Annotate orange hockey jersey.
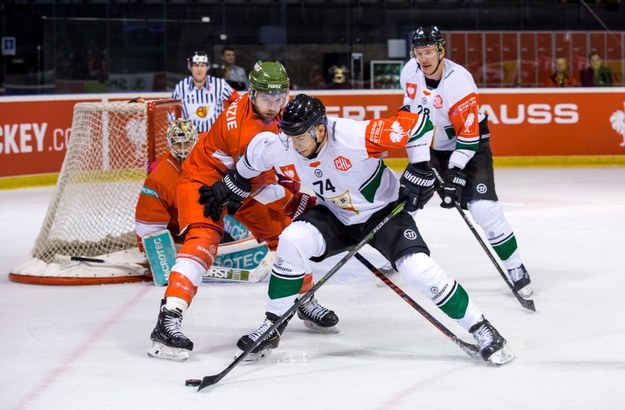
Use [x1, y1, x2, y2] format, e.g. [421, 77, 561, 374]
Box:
[181, 92, 280, 189]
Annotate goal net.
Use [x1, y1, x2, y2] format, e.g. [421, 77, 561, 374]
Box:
[10, 99, 182, 285]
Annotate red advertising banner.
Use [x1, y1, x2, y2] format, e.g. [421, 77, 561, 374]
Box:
[1, 89, 625, 179]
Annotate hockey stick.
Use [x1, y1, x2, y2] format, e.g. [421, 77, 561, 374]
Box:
[354, 252, 480, 358]
[194, 201, 406, 391]
[54, 254, 148, 276]
[431, 168, 536, 312]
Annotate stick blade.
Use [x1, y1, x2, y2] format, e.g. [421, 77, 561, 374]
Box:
[458, 341, 481, 359]
[197, 374, 222, 391]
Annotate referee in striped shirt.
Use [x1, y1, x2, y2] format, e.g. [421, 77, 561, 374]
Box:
[172, 51, 240, 133]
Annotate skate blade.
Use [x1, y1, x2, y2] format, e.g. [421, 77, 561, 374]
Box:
[518, 285, 534, 299]
[487, 345, 515, 366]
[235, 348, 273, 362]
[147, 342, 190, 362]
[301, 320, 341, 334]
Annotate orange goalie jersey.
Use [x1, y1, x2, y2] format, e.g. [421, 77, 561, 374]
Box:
[135, 151, 182, 247]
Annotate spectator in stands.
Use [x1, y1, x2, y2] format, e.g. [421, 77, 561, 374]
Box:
[172, 51, 239, 133]
[580, 51, 613, 87]
[220, 46, 249, 91]
[545, 57, 578, 87]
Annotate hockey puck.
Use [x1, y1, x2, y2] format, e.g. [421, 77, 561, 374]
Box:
[185, 379, 201, 387]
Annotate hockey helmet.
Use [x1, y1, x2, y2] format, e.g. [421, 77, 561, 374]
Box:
[281, 94, 327, 136]
[187, 51, 209, 70]
[248, 61, 290, 94]
[411, 26, 445, 51]
[167, 119, 199, 162]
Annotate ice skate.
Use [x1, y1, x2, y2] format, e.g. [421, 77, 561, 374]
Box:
[297, 295, 340, 334]
[147, 299, 193, 362]
[470, 316, 514, 365]
[507, 264, 533, 298]
[236, 312, 288, 362]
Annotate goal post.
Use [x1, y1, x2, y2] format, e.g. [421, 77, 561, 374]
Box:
[9, 99, 182, 285]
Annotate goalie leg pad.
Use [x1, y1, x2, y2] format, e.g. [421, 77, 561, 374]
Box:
[142, 229, 177, 286]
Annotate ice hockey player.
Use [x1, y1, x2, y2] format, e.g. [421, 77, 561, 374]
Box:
[203, 94, 515, 365]
[147, 62, 339, 362]
[135, 119, 198, 249]
[399, 25, 532, 298]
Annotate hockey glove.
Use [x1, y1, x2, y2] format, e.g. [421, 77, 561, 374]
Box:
[285, 192, 316, 220]
[198, 170, 251, 222]
[399, 162, 436, 212]
[277, 174, 301, 194]
[439, 168, 467, 209]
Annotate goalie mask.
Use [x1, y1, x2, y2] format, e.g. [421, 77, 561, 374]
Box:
[411, 26, 445, 51]
[187, 51, 209, 70]
[167, 119, 198, 162]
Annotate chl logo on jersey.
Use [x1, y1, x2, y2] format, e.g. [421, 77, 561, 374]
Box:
[334, 156, 352, 171]
[403, 229, 418, 240]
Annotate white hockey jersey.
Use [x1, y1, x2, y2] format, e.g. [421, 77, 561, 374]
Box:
[237, 113, 433, 225]
[400, 58, 486, 168]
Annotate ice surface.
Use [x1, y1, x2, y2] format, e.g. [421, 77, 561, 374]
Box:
[2, 168, 624, 410]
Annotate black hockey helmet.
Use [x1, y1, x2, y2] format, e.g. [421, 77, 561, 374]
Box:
[411, 26, 445, 51]
[281, 94, 327, 136]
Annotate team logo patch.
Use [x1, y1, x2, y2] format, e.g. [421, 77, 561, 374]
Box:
[403, 229, 418, 240]
[279, 164, 299, 181]
[476, 183, 487, 194]
[314, 169, 323, 178]
[463, 113, 476, 134]
[334, 156, 352, 171]
[405, 83, 417, 99]
[433, 95, 443, 109]
[196, 106, 208, 118]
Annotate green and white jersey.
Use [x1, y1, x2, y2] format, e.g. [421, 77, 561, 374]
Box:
[237, 113, 433, 225]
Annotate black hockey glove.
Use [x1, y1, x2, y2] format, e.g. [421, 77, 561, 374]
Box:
[399, 162, 436, 212]
[198, 170, 251, 222]
[439, 168, 467, 209]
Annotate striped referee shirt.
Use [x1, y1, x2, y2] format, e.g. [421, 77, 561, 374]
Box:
[172, 75, 238, 133]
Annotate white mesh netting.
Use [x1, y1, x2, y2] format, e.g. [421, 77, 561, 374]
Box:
[10, 99, 181, 285]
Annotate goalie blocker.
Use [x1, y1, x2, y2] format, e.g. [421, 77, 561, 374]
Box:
[142, 229, 273, 286]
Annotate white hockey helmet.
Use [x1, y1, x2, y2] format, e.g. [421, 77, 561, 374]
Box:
[187, 51, 209, 70]
[167, 119, 198, 162]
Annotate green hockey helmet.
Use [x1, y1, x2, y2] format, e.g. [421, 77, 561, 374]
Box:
[248, 61, 290, 94]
